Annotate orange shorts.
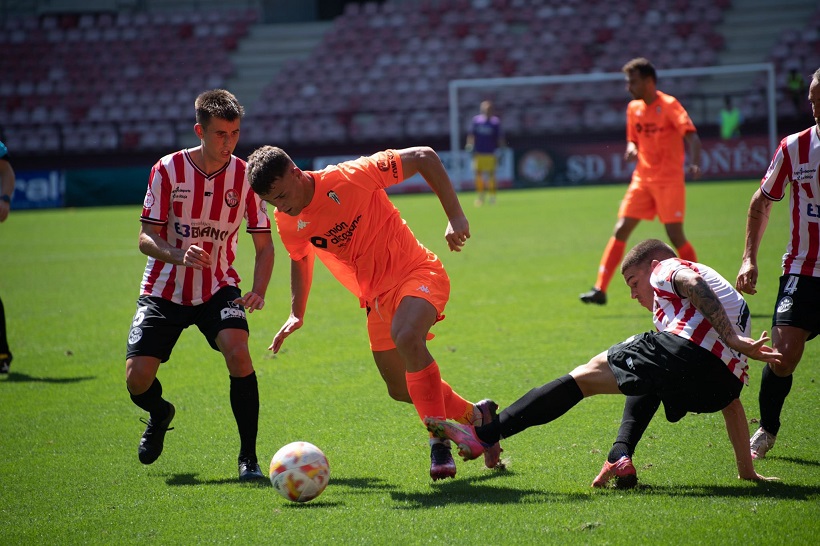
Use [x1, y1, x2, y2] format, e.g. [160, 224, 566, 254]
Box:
[618, 181, 686, 224]
[365, 259, 450, 352]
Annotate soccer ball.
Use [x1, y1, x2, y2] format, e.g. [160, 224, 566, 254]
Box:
[269, 441, 330, 503]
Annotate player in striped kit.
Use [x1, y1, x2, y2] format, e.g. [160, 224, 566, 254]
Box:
[736, 67, 820, 460]
[125, 90, 274, 481]
[426, 239, 780, 485]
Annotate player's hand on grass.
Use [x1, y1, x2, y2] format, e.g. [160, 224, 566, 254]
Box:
[270, 315, 303, 353]
[183, 245, 211, 269]
[234, 292, 264, 313]
[735, 261, 758, 295]
[445, 215, 470, 252]
[739, 471, 780, 482]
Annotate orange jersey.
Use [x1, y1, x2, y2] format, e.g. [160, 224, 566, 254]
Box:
[274, 150, 436, 304]
[626, 90, 696, 185]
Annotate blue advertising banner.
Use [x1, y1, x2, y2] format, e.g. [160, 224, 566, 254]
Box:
[12, 170, 65, 210]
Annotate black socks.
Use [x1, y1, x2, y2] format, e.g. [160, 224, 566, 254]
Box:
[130, 378, 171, 422]
[230, 371, 260, 461]
[607, 394, 661, 463]
[0, 297, 9, 354]
[475, 374, 584, 444]
[759, 364, 792, 437]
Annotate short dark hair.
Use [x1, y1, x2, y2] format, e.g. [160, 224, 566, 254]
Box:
[194, 89, 244, 128]
[622, 57, 657, 82]
[621, 239, 676, 274]
[247, 145, 293, 196]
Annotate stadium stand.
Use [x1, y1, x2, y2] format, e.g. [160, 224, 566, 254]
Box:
[248, 0, 731, 147]
[0, 7, 257, 154]
[0, 0, 815, 157]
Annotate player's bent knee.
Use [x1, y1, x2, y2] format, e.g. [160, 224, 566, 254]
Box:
[386, 386, 412, 403]
[125, 365, 155, 395]
[221, 345, 254, 376]
[771, 359, 799, 377]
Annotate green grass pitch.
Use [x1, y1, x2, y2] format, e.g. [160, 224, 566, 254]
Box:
[1, 180, 818, 544]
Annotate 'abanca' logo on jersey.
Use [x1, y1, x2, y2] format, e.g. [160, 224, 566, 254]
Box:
[310, 215, 362, 249]
[174, 222, 230, 241]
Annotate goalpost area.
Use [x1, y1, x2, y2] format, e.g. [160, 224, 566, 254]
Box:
[447, 63, 778, 190]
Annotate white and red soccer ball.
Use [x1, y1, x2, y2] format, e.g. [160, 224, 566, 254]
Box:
[269, 441, 330, 503]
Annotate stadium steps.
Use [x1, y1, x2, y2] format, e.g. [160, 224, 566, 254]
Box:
[226, 21, 333, 115]
[697, 0, 815, 120]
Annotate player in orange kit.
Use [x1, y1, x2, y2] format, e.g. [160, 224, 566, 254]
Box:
[581, 57, 702, 305]
[246, 145, 502, 480]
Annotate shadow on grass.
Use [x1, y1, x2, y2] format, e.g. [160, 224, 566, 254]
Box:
[767, 455, 820, 467]
[166, 473, 271, 487]
[330, 476, 399, 493]
[608, 481, 820, 500]
[0, 371, 95, 384]
[390, 471, 591, 508]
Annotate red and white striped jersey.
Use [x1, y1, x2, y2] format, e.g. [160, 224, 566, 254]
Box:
[139, 149, 271, 305]
[760, 126, 820, 277]
[651, 258, 751, 384]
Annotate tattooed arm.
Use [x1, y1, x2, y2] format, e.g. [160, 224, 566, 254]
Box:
[673, 268, 781, 364]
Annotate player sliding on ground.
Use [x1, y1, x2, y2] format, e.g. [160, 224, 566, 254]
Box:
[247, 145, 502, 481]
[426, 239, 781, 486]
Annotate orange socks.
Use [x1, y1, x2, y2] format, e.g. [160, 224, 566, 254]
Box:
[676, 241, 697, 262]
[441, 379, 475, 424]
[406, 362, 474, 423]
[406, 362, 447, 421]
[595, 237, 626, 293]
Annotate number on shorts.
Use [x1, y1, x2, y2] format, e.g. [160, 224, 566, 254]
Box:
[784, 275, 799, 295]
[132, 305, 148, 327]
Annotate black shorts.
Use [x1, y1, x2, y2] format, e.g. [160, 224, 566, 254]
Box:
[773, 274, 820, 340]
[126, 286, 248, 362]
[607, 331, 743, 423]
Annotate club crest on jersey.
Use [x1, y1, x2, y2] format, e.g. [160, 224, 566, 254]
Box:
[224, 189, 239, 208]
[327, 190, 341, 204]
[776, 296, 793, 314]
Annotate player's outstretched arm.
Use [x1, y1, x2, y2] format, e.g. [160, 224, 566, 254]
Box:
[674, 269, 782, 364]
[398, 146, 470, 252]
[722, 399, 779, 482]
[270, 255, 313, 353]
[736, 189, 773, 295]
[726, 330, 782, 365]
